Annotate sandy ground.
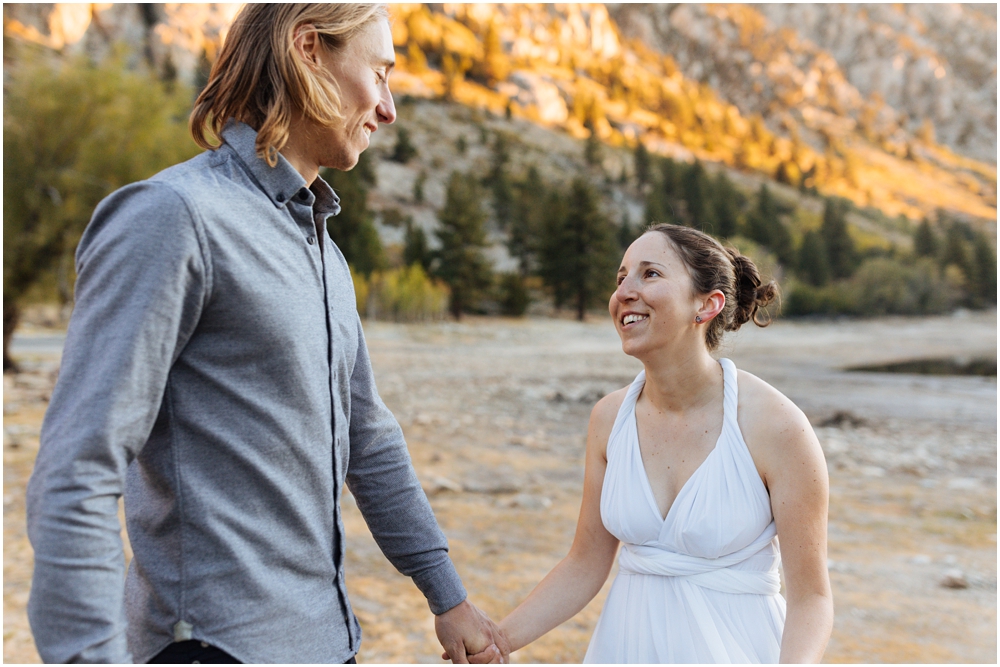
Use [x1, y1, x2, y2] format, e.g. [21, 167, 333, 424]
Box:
[3, 312, 996, 663]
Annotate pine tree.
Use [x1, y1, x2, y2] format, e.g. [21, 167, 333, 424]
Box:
[913, 217, 938, 258]
[618, 210, 640, 251]
[433, 171, 493, 318]
[538, 190, 572, 310]
[970, 232, 997, 306]
[403, 219, 430, 271]
[508, 166, 546, 276]
[681, 160, 715, 232]
[323, 153, 385, 278]
[745, 184, 794, 266]
[489, 132, 514, 228]
[820, 197, 856, 279]
[797, 230, 830, 287]
[940, 220, 972, 275]
[634, 140, 651, 187]
[712, 171, 742, 238]
[540, 178, 618, 320]
[391, 126, 418, 163]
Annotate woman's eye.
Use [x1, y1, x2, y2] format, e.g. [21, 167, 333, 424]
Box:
[645, 270, 659, 278]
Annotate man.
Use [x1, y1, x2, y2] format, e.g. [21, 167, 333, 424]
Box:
[26, 5, 507, 664]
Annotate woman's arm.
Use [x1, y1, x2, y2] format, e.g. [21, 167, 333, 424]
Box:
[497, 392, 624, 654]
[740, 373, 833, 664]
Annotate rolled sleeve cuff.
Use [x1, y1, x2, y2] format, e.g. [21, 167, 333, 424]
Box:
[414, 560, 468, 615]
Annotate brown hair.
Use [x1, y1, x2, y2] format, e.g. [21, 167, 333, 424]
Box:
[190, 3, 389, 166]
[646, 223, 778, 350]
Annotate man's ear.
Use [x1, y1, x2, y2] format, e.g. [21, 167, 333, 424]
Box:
[695, 290, 726, 324]
[292, 23, 321, 69]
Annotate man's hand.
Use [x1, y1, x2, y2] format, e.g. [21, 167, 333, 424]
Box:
[435, 600, 510, 664]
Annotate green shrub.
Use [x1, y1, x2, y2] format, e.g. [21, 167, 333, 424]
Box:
[849, 257, 956, 316]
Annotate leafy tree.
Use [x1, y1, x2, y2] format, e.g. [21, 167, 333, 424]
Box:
[391, 126, 418, 163]
[820, 197, 856, 279]
[681, 160, 714, 232]
[3, 50, 199, 370]
[433, 171, 493, 318]
[797, 230, 830, 287]
[712, 171, 742, 238]
[540, 178, 618, 320]
[745, 184, 793, 266]
[323, 150, 385, 277]
[913, 217, 938, 258]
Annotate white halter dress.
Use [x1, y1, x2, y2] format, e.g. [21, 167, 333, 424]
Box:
[584, 358, 785, 663]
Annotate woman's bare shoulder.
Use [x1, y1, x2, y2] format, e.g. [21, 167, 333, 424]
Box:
[735, 369, 822, 470]
[587, 385, 630, 451]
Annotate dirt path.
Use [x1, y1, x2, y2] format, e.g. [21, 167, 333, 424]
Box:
[4, 313, 996, 663]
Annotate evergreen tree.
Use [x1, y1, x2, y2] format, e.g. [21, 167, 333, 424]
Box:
[538, 189, 572, 310]
[618, 211, 640, 251]
[324, 163, 386, 277]
[433, 171, 493, 318]
[681, 160, 715, 232]
[644, 157, 680, 225]
[712, 171, 742, 238]
[403, 218, 430, 271]
[508, 165, 546, 276]
[820, 197, 856, 279]
[940, 220, 972, 275]
[413, 170, 426, 203]
[634, 140, 651, 187]
[540, 178, 618, 320]
[745, 184, 794, 266]
[489, 132, 514, 228]
[797, 230, 830, 287]
[970, 232, 997, 306]
[585, 131, 603, 167]
[913, 217, 938, 258]
[391, 126, 418, 163]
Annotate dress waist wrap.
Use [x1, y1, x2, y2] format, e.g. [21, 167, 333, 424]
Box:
[617, 521, 780, 595]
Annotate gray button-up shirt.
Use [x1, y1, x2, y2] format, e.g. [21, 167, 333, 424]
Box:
[26, 121, 467, 664]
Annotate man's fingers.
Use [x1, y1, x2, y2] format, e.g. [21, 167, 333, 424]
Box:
[467, 644, 502, 664]
[448, 642, 469, 664]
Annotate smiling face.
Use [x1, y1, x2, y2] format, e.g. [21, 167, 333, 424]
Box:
[314, 19, 396, 170]
[610, 232, 705, 359]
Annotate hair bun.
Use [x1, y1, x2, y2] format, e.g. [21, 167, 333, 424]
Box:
[725, 247, 777, 330]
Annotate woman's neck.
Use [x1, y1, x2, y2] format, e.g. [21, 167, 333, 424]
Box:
[639, 345, 722, 414]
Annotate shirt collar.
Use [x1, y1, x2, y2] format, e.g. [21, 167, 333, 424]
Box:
[220, 120, 339, 216]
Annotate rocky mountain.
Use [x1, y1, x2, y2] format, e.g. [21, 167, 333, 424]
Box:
[3, 3, 996, 228]
[609, 3, 997, 164]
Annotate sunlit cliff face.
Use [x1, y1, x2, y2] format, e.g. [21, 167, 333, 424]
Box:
[3, 3, 995, 223]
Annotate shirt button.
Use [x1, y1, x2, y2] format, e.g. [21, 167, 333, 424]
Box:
[307, 236, 316, 245]
[276, 193, 286, 203]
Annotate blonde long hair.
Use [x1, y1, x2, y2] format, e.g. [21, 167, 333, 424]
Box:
[190, 3, 389, 166]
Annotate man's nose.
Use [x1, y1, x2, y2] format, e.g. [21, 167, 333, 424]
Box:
[377, 89, 396, 125]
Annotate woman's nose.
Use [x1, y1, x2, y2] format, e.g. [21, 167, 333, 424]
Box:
[615, 275, 636, 303]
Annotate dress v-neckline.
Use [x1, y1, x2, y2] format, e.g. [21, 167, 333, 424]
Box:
[631, 361, 729, 524]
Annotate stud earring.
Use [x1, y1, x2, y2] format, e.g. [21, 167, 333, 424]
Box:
[695, 316, 702, 323]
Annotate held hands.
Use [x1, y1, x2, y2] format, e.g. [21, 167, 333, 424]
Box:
[435, 600, 510, 664]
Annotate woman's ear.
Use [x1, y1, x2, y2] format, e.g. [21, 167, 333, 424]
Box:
[695, 290, 726, 325]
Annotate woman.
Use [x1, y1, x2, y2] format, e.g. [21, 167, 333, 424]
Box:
[496, 224, 832, 663]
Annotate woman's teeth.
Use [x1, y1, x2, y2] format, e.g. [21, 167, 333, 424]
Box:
[622, 314, 648, 325]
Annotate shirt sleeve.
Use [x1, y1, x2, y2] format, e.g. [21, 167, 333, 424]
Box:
[25, 181, 209, 663]
[345, 316, 468, 616]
